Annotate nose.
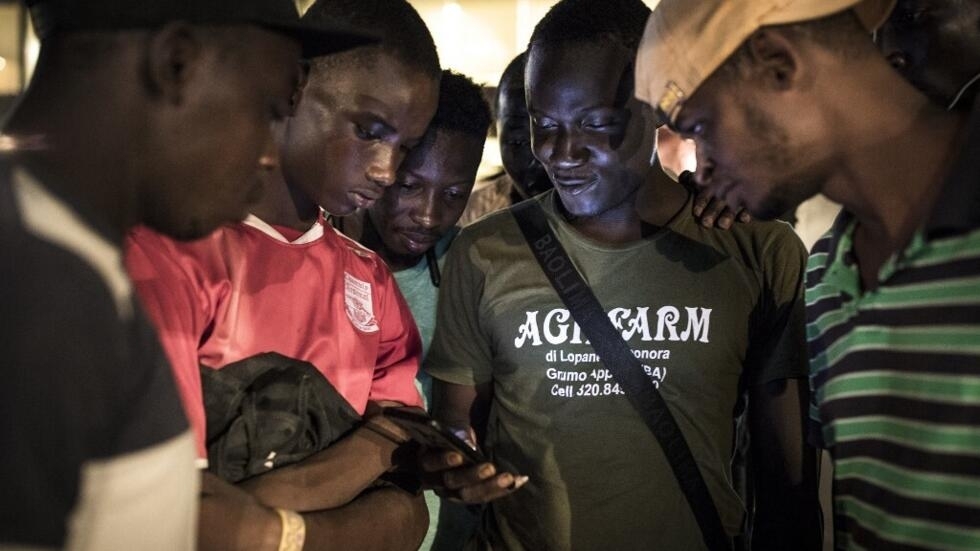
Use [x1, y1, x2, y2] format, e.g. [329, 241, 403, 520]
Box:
[410, 191, 440, 230]
[548, 128, 588, 169]
[366, 146, 398, 188]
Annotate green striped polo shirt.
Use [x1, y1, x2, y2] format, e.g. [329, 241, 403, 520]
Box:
[806, 103, 980, 551]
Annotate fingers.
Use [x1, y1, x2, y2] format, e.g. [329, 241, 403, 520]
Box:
[418, 449, 467, 472]
[692, 188, 711, 218]
[418, 451, 529, 504]
[439, 462, 529, 504]
[691, 190, 752, 229]
[697, 195, 726, 228]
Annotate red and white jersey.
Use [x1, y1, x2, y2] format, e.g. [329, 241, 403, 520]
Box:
[126, 214, 423, 458]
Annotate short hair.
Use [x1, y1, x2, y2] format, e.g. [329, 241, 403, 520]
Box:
[303, 0, 440, 80]
[430, 70, 492, 140]
[528, 0, 651, 54]
[496, 52, 527, 110]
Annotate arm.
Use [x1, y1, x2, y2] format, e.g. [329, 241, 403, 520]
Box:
[200, 472, 428, 551]
[745, 227, 820, 550]
[238, 422, 404, 511]
[125, 229, 215, 457]
[748, 378, 822, 551]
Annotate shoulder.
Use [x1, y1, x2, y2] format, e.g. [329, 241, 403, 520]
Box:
[126, 224, 265, 285]
[324, 225, 397, 283]
[680, 217, 806, 273]
[456, 193, 541, 246]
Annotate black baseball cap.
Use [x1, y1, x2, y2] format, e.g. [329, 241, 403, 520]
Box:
[26, 0, 378, 58]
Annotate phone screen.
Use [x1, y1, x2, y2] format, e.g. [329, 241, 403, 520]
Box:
[384, 408, 487, 465]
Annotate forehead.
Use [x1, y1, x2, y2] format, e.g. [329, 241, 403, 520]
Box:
[498, 85, 528, 119]
[401, 129, 484, 183]
[313, 51, 438, 118]
[526, 41, 632, 109]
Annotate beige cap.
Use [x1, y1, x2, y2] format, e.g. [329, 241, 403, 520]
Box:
[635, 0, 895, 125]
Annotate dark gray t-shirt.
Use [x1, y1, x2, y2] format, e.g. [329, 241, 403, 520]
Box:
[426, 191, 808, 550]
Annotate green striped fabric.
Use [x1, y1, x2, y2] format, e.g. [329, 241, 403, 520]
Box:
[807, 218, 980, 550]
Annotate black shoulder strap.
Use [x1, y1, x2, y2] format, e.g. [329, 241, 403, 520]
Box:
[512, 200, 732, 551]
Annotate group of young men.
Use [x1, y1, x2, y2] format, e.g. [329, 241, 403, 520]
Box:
[3, 0, 980, 550]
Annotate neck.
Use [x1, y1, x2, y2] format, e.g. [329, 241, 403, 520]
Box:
[822, 65, 969, 252]
[250, 168, 321, 231]
[4, 89, 138, 244]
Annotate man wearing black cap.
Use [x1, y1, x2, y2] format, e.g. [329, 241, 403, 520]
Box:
[0, 1, 370, 549]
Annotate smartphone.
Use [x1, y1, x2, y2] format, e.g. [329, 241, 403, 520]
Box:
[384, 407, 487, 465]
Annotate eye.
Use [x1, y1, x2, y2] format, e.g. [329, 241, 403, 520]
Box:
[398, 181, 420, 194]
[532, 117, 557, 131]
[584, 119, 616, 130]
[676, 119, 706, 139]
[354, 123, 382, 141]
[445, 187, 467, 201]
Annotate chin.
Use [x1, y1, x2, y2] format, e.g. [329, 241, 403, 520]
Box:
[321, 201, 356, 218]
[147, 219, 214, 242]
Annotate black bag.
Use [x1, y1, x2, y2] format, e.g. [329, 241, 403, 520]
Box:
[200, 352, 360, 483]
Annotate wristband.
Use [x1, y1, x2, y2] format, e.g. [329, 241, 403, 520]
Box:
[275, 508, 306, 551]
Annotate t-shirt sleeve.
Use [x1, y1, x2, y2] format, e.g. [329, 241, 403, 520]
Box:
[1, 235, 192, 546]
[369, 267, 425, 407]
[125, 229, 212, 458]
[424, 231, 494, 386]
[744, 225, 809, 386]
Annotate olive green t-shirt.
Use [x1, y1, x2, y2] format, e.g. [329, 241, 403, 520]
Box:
[425, 191, 807, 551]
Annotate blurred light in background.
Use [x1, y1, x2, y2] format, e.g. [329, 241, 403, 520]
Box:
[411, 0, 660, 87]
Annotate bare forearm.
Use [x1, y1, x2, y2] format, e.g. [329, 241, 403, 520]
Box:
[240, 427, 400, 511]
[749, 378, 822, 551]
[302, 487, 428, 551]
[198, 481, 426, 551]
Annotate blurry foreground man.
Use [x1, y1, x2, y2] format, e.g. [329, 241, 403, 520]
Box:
[0, 0, 368, 549]
[637, 0, 980, 548]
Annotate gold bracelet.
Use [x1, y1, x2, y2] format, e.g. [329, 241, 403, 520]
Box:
[275, 508, 306, 551]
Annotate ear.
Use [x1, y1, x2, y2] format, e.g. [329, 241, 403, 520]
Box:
[288, 60, 311, 116]
[145, 22, 202, 104]
[744, 28, 800, 91]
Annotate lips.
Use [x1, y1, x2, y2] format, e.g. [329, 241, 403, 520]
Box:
[398, 229, 440, 253]
[349, 189, 382, 209]
[552, 173, 598, 197]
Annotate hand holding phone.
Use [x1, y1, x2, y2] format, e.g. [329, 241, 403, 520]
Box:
[382, 407, 486, 465]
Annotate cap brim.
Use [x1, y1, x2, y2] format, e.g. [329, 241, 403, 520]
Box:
[264, 19, 379, 59]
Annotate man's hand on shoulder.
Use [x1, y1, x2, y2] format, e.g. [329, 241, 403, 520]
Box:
[681, 171, 752, 229]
